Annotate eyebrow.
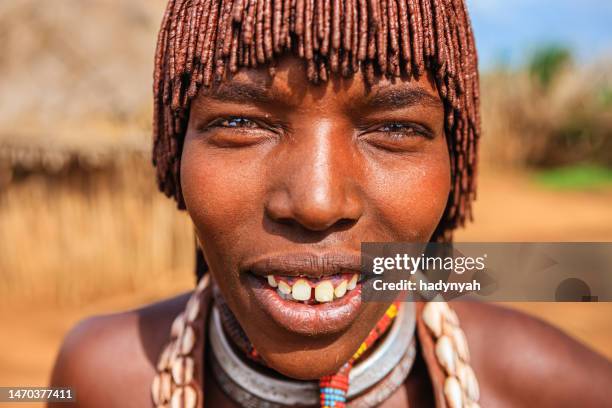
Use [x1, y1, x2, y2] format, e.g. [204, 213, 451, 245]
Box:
[364, 87, 443, 110]
[200, 80, 442, 112]
[203, 82, 279, 105]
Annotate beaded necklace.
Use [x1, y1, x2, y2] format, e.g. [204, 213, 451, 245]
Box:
[319, 302, 399, 408]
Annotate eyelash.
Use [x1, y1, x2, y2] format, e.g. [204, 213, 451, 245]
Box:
[368, 122, 433, 139]
[209, 116, 261, 129]
[202, 116, 432, 140]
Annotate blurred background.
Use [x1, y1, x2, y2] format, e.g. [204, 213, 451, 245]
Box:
[1, 0, 611, 393]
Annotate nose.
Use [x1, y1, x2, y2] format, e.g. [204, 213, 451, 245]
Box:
[265, 120, 364, 232]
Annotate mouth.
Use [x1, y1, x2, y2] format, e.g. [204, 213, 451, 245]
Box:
[241, 252, 367, 336]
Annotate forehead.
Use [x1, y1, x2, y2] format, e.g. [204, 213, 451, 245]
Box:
[198, 55, 442, 110]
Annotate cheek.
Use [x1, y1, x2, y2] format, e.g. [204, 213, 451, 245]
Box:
[180, 135, 264, 258]
[366, 145, 451, 241]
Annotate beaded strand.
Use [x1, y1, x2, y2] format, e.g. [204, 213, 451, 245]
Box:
[319, 301, 400, 408]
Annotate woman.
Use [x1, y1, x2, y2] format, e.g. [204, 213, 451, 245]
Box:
[50, 0, 612, 407]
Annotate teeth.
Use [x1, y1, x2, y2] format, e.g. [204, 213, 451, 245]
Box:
[292, 279, 312, 301]
[274, 274, 360, 303]
[347, 274, 358, 290]
[278, 280, 291, 295]
[334, 280, 347, 298]
[315, 281, 334, 303]
[267, 275, 278, 287]
[277, 288, 294, 300]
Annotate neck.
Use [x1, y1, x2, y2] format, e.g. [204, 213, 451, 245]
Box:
[209, 282, 417, 407]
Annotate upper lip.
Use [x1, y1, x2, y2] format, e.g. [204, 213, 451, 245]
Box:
[241, 251, 362, 279]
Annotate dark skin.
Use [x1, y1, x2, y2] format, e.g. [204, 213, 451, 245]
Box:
[180, 56, 450, 380]
[49, 57, 612, 407]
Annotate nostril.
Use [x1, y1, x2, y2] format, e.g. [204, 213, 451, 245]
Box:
[335, 218, 357, 229]
[274, 215, 298, 227]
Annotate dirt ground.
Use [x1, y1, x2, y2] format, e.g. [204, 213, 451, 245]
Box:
[455, 168, 612, 241]
[1, 169, 611, 400]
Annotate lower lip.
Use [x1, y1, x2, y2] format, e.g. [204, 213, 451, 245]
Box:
[246, 274, 363, 336]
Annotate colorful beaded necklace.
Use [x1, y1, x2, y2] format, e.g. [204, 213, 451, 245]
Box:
[319, 302, 399, 408]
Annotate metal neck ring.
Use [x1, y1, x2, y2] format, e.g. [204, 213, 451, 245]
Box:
[208, 301, 416, 407]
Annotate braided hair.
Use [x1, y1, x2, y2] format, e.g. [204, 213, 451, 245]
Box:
[151, 0, 481, 280]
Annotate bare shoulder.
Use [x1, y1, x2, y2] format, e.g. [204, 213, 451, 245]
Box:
[453, 301, 612, 407]
[48, 292, 191, 408]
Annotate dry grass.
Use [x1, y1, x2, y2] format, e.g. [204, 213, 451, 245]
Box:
[480, 60, 612, 169]
[0, 155, 194, 306]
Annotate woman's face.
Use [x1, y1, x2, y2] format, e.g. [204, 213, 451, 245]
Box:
[181, 56, 450, 379]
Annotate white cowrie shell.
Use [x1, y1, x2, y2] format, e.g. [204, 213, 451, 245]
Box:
[160, 372, 172, 403]
[184, 384, 198, 408]
[157, 343, 172, 371]
[457, 361, 469, 389]
[442, 319, 455, 337]
[171, 356, 195, 385]
[435, 335, 457, 375]
[444, 306, 459, 326]
[457, 361, 479, 401]
[444, 376, 464, 408]
[437, 299, 450, 313]
[453, 327, 470, 363]
[171, 312, 186, 339]
[180, 325, 196, 355]
[423, 302, 443, 337]
[151, 373, 162, 405]
[186, 297, 200, 322]
[467, 367, 480, 401]
[168, 340, 181, 364]
[170, 387, 182, 408]
[170, 385, 197, 408]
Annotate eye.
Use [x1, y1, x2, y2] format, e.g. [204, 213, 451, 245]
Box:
[359, 121, 434, 153]
[375, 122, 431, 139]
[214, 117, 260, 129]
[196, 115, 281, 148]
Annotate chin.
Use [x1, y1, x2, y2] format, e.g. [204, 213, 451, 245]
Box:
[260, 346, 353, 380]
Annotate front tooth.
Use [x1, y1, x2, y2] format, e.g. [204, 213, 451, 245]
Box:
[292, 279, 312, 301]
[347, 274, 358, 290]
[278, 280, 291, 295]
[267, 275, 278, 287]
[315, 281, 334, 302]
[334, 280, 348, 298]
